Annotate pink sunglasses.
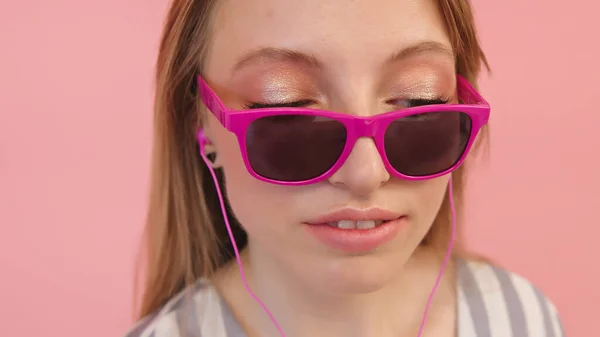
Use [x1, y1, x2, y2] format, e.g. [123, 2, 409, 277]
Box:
[197, 75, 490, 186]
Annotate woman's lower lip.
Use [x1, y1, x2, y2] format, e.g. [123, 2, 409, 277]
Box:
[303, 217, 406, 253]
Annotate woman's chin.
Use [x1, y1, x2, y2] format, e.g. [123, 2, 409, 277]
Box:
[331, 278, 389, 295]
[307, 255, 402, 295]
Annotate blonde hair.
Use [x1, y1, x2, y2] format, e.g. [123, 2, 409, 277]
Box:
[135, 0, 490, 319]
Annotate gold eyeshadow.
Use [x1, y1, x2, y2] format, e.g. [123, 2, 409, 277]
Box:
[231, 57, 455, 107]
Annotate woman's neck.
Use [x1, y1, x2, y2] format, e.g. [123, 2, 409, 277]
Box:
[213, 246, 457, 337]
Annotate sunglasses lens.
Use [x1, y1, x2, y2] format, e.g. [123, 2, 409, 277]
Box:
[384, 111, 472, 176]
[246, 115, 347, 182]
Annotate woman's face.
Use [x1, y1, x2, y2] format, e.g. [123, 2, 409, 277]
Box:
[203, 0, 456, 294]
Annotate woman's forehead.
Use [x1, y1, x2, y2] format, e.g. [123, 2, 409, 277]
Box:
[206, 0, 452, 79]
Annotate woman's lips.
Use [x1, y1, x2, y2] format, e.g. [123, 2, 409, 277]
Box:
[304, 217, 406, 253]
[303, 208, 406, 253]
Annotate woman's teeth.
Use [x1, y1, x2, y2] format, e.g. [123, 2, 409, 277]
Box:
[327, 220, 385, 230]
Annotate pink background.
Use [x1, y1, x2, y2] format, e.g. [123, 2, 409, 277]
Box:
[0, 1, 597, 336]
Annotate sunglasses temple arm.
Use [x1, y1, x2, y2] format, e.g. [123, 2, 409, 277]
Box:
[457, 75, 489, 106]
[197, 74, 229, 127]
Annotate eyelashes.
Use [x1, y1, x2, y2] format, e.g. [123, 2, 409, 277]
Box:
[244, 97, 451, 110]
[244, 99, 313, 109]
[392, 97, 451, 108]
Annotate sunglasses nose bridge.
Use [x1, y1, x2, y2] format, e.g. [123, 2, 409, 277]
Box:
[354, 118, 379, 138]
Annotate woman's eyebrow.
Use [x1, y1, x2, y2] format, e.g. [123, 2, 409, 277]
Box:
[232, 47, 322, 74]
[231, 40, 453, 75]
[385, 41, 454, 65]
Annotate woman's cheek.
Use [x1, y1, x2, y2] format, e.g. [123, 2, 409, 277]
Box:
[216, 134, 293, 237]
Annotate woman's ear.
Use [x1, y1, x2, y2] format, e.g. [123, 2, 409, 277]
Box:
[198, 114, 223, 169]
[203, 140, 222, 169]
[199, 126, 223, 169]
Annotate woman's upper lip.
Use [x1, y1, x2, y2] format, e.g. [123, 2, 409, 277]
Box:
[306, 208, 404, 224]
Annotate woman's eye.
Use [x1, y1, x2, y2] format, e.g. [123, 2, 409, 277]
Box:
[245, 98, 449, 110]
[245, 100, 313, 109]
[408, 98, 449, 107]
[388, 98, 450, 108]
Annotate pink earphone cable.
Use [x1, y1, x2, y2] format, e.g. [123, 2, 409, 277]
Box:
[416, 177, 456, 336]
[199, 138, 456, 337]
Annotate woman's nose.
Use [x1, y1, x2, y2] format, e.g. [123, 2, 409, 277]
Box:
[328, 137, 390, 196]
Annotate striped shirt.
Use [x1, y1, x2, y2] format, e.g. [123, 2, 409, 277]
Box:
[125, 259, 565, 337]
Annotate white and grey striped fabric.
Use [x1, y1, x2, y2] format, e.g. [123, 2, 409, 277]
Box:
[125, 259, 565, 337]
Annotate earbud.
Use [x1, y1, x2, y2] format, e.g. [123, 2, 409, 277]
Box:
[198, 129, 221, 168]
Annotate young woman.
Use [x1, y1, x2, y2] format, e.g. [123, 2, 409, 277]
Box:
[125, 0, 565, 336]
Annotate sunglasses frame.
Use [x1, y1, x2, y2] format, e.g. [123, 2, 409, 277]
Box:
[196, 74, 490, 186]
